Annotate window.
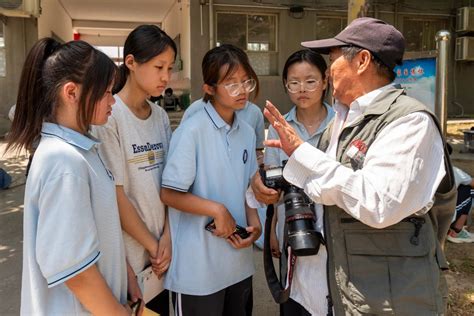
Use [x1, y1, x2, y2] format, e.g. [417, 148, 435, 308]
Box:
[315, 16, 347, 39]
[404, 18, 448, 52]
[95, 46, 124, 65]
[0, 22, 6, 77]
[216, 12, 278, 76]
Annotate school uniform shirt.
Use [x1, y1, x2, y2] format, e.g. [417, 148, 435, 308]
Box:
[162, 100, 258, 295]
[282, 84, 445, 315]
[92, 95, 171, 274]
[182, 98, 265, 149]
[21, 123, 127, 316]
[264, 103, 334, 315]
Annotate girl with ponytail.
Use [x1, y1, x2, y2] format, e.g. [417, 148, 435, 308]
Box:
[7, 38, 130, 315]
[92, 24, 177, 315]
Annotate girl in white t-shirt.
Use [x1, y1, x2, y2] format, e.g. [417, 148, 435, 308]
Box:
[7, 38, 130, 315]
[93, 24, 176, 315]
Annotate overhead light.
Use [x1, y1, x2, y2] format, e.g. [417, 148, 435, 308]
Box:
[289, 6, 305, 19]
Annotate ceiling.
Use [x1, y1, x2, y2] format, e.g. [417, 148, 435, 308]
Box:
[59, 0, 175, 23]
[59, 0, 175, 38]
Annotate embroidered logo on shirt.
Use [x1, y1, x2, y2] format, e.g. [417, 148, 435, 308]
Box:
[243, 149, 248, 164]
[346, 139, 367, 170]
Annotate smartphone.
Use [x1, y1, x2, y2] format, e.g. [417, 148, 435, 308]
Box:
[130, 298, 142, 316]
[205, 220, 250, 239]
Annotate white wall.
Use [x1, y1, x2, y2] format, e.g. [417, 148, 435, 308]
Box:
[161, 0, 191, 92]
[38, 0, 73, 42]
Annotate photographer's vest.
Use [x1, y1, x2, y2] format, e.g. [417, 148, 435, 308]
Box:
[317, 88, 456, 316]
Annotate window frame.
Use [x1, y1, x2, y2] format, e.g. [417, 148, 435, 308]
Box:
[313, 14, 347, 40]
[401, 15, 450, 52]
[215, 11, 279, 76]
[215, 11, 279, 53]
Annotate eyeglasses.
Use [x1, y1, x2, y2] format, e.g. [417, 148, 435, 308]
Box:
[286, 79, 321, 93]
[219, 79, 257, 97]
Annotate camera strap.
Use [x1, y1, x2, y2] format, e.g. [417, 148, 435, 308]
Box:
[263, 204, 297, 304]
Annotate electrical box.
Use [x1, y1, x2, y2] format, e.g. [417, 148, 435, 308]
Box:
[0, 0, 41, 18]
[456, 37, 474, 61]
[456, 7, 474, 32]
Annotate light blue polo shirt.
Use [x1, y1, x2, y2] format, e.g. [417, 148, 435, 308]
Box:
[162, 100, 257, 295]
[21, 123, 127, 315]
[264, 102, 335, 167]
[183, 98, 265, 149]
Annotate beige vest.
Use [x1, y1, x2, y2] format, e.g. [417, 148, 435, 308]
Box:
[318, 88, 456, 315]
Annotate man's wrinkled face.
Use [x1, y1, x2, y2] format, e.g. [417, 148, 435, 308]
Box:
[328, 47, 359, 106]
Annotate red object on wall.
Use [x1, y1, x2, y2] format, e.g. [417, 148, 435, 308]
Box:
[73, 33, 81, 40]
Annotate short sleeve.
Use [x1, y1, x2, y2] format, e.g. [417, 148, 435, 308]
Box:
[163, 114, 172, 144]
[254, 109, 265, 150]
[247, 133, 258, 183]
[263, 125, 281, 168]
[93, 117, 125, 185]
[36, 174, 100, 287]
[161, 126, 197, 192]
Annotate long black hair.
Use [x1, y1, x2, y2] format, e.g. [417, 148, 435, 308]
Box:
[282, 49, 328, 102]
[113, 25, 177, 94]
[6, 38, 117, 154]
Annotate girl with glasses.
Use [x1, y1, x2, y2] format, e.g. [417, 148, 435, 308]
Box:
[7, 38, 130, 315]
[160, 44, 261, 315]
[264, 49, 335, 316]
[92, 24, 177, 315]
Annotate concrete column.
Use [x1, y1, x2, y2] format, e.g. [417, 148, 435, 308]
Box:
[347, 0, 369, 23]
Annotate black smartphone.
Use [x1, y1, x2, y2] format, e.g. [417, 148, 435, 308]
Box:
[205, 220, 250, 239]
[234, 224, 250, 239]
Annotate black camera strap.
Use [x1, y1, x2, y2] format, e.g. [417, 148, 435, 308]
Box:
[263, 204, 297, 304]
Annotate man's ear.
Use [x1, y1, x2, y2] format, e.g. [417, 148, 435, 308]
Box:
[203, 84, 215, 96]
[356, 50, 372, 75]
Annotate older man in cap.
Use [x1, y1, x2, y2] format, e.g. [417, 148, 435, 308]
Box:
[252, 17, 456, 315]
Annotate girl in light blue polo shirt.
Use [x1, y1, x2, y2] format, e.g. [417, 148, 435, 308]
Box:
[264, 49, 335, 316]
[161, 44, 262, 315]
[6, 39, 129, 315]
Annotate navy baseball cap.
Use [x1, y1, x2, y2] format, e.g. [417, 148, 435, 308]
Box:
[302, 17, 405, 69]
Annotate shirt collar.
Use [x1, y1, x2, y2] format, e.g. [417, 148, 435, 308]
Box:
[203, 101, 240, 131]
[351, 83, 394, 113]
[333, 83, 394, 122]
[41, 122, 99, 151]
[286, 102, 334, 130]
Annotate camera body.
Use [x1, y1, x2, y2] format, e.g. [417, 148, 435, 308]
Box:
[261, 164, 322, 256]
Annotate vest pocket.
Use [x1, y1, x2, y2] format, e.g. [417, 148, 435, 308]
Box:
[343, 229, 438, 314]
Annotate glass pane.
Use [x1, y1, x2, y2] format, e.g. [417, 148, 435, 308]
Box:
[248, 15, 276, 51]
[217, 13, 246, 50]
[0, 22, 4, 48]
[248, 52, 278, 76]
[0, 49, 5, 77]
[424, 20, 447, 51]
[404, 19, 424, 51]
[0, 23, 5, 77]
[315, 17, 346, 39]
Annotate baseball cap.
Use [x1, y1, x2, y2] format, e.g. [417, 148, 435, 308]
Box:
[302, 17, 405, 69]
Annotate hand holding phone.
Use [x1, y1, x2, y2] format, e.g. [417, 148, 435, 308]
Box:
[205, 220, 250, 239]
[209, 207, 236, 238]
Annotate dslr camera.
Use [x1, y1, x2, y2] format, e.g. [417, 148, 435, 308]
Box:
[261, 162, 322, 256]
